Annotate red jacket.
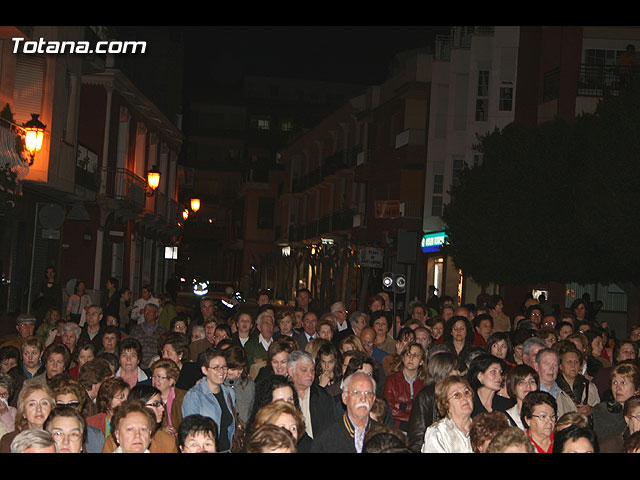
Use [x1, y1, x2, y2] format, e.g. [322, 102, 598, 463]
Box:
[383, 370, 425, 429]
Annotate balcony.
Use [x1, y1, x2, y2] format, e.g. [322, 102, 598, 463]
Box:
[98, 167, 146, 212]
[577, 64, 632, 97]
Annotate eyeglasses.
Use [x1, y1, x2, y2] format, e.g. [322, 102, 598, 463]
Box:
[51, 431, 83, 442]
[531, 413, 556, 423]
[348, 390, 375, 399]
[448, 389, 473, 400]
[56, 401, 80, 408]
[207, 365, 228, 372]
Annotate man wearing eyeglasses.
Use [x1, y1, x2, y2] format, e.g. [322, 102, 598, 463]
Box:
[312, 371, 377, 453]
[79, 305, 105, 351]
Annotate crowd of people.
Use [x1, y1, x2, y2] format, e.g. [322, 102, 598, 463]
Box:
[1, 275, 639, 454]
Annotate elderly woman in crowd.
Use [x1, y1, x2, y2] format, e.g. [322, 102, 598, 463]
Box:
[383, 341, 426, 432]
[182, 348, 236, 453]
[44, 406, 86, 453]
[102, 384, 177, 453]
[246, 424, 297, 453]
[592, 362, 640, 442]
[504, 364, 539, 430]
[555, 345, 600, 419]
[150, 358, 186, 434]
[110, 399, 156, 453]
[521, 390, 557, 453]
[467, 353, 514, 417]
[407, 352, 463, 452]
[0, 381, 55, 452]
[60, 322, 81, 357]
[422, 375, 474, 453]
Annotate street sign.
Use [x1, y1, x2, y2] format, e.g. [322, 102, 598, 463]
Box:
[359, 247, 383, 268]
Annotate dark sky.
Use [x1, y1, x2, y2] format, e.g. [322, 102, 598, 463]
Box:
[181, 26, 451, 87]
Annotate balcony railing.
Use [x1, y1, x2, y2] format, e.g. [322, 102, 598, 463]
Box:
[99, 167, 146, 210]
[577, 63, 635, 97]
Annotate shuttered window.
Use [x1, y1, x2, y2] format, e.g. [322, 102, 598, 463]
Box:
[13, 54, 46, 125]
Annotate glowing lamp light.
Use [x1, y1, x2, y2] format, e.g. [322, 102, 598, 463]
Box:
[182, 209, 189, 221]
[190, 198, 201, 213]
[147, 165, 161, 192]
[22, 114, 46, 165]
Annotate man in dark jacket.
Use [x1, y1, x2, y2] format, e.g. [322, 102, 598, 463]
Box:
[287, 350, 335, 440]
[311, 371, 377, 453]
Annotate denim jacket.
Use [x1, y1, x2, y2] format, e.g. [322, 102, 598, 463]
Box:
[181, 377, 236, 450]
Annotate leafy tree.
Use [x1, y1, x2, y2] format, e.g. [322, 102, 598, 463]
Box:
[442, 78, 640, 323]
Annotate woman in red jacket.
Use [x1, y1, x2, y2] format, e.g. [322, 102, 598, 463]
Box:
[383, 341, 427, 432]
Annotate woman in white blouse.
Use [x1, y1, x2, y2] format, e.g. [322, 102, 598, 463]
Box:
[422, 375, 474, 453]
[504, 364, 539, 430]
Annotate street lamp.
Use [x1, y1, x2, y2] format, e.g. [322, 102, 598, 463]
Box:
[22, 114, 46, 165]
[182, 208, 189, 221]
[146, 165, 161, 196]
[190, 197, 201, 213]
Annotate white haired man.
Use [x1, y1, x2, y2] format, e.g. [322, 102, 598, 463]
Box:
[311, 371, 377, 453]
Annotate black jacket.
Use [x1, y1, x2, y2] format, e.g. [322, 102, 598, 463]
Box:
[407, 383, 440, 452]
[307, 383, 337, 439]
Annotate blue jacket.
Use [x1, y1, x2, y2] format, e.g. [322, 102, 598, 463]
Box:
[181, 377, 236, 450]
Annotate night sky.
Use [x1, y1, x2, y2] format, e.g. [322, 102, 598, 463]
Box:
[181, 26, 452, 87]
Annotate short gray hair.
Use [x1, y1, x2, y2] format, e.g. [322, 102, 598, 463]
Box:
[522, 337, 547, 357]
[10, 429, 57, 453]
[341, 371, 376, 395]
[348, 311, 368, 329]
[287, 350, 314, 373]
[330, 302, 345, 313]
[256, 311, 275, 326]
[61, 322, 81, 338]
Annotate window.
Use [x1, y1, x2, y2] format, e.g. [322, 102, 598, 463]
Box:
[473, 153, 483, 168]
[499, 86, 513, 111]
[477, 70, 489, 96]
[281, 120, 293, 132]
[452, 157, 465, 188]
[476, 70, 489, 121]
[257, 119, 270, 131]
[257, 197, 275, 229]
[431, 196, 443, 217]
[433, 174, 444, 194]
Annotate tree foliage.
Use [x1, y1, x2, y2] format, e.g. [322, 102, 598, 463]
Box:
[442, 79, 640, 288]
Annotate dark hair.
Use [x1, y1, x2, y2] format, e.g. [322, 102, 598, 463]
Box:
[314, 341, 341, 384]
[362, 424, 409, 453]
[0, 345, 21, 364]
[467, 354, 506, 390]
[42, 343, 72, 371]
[505, 364, 539, 400]
[552, 425, 598, 453]
[486, 331, 515, 364]
[119, 337, 143, 360]
[443, 316, 475, 345]
[199, 347, 226, 369]
[370, 310, 392, 331]
[473, 313, 494, 330]
[469, 411, 510, 453]
[44, 406, 87, 445]
[521, 391, 557, 429]
[178, 414, 218, 450]
[248, 375, 300, 429]
[344, 351, 379, 383]
[224, 346, 249, 381]
[160, 332, 190, 361]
